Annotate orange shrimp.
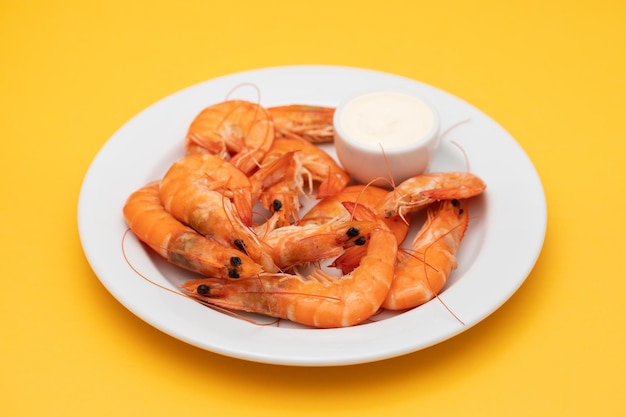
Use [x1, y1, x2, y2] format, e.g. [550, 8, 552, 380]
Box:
[182, 226, 398, 328]
[267, 104, 335, 144]
[376, 172, 486, 220]
[301, 185, 411, 274]
[160, 153, 253, 225]
[185, 100, 274, 175]
[382, 199, 469, 310]
[123, 182, 263, 279]
[159, 154, 275, 272]
[259, 217, 377, 270]
[248, 137, 350, 227]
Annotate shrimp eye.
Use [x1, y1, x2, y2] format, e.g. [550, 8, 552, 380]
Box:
[355, 236, 367, 246]
[230, 256, 242, 267]
[197, 284, 210, 295]
[234, 239, 247, 254]
[451, 199, 460, 207]
[228, 269, 240, 279]
[346, 227, 360, 237]
[272, 199, 283, 211]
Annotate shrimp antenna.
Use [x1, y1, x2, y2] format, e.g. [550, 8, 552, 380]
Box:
[378, 143, 397, 189]
[122, 228, 191, 298]
[344, 177, 389, 221]
[422, 215, 467, 325]
[348, 185, 371, 221]
[435, 118, 471, 172]
[224, 82, 262, 105]
[378, 142, 411, 224]
[451, 140, 471, 172]
[186, 292, 280, 326]
[398, 203, 468, 326]
[437, 118, 471, 142]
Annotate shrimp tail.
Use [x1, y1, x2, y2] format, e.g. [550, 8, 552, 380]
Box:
[330, 245, 367, 274]
[329, 202, 386, 274]
[341, 201, 378, 222]
[317, 171, 351, 199]
[281, 234, 345, 265]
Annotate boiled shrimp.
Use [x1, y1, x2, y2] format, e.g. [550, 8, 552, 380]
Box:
[123, 182, 263, 279]
[185, 100, 274, 175]
[159, 153, 275, 272]
[160, 153, 253, 225]
[382, 199, 469, 310]
[259, 216, 377, 270]
[268, 104, 335, 144]
[182, 226, 398, 328]
[301, 185, 411, 274]
[377, 172, 486, 220]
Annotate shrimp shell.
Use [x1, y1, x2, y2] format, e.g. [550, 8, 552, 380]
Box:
[382, 199, 469, 310]
[185, 100, 274, 175]
[123, 182, 263, 279]
[159, 154, 276, 272]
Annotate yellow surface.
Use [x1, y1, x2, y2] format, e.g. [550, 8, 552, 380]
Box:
[2, 1, 625, 416]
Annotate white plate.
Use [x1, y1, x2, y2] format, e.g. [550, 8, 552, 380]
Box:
[78, 65, 546, 366]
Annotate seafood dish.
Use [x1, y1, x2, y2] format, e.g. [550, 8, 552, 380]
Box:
[123, 98, 486, 329]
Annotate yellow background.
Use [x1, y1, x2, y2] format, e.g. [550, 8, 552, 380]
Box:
[2, 1, 625, 416]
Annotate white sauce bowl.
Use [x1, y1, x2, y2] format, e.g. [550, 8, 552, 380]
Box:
[334, 90, 440, 187]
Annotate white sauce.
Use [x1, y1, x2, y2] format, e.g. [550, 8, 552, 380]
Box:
[337, 91, 436, 149]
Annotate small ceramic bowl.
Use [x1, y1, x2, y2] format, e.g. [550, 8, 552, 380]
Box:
[333, 90, 440, 187]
